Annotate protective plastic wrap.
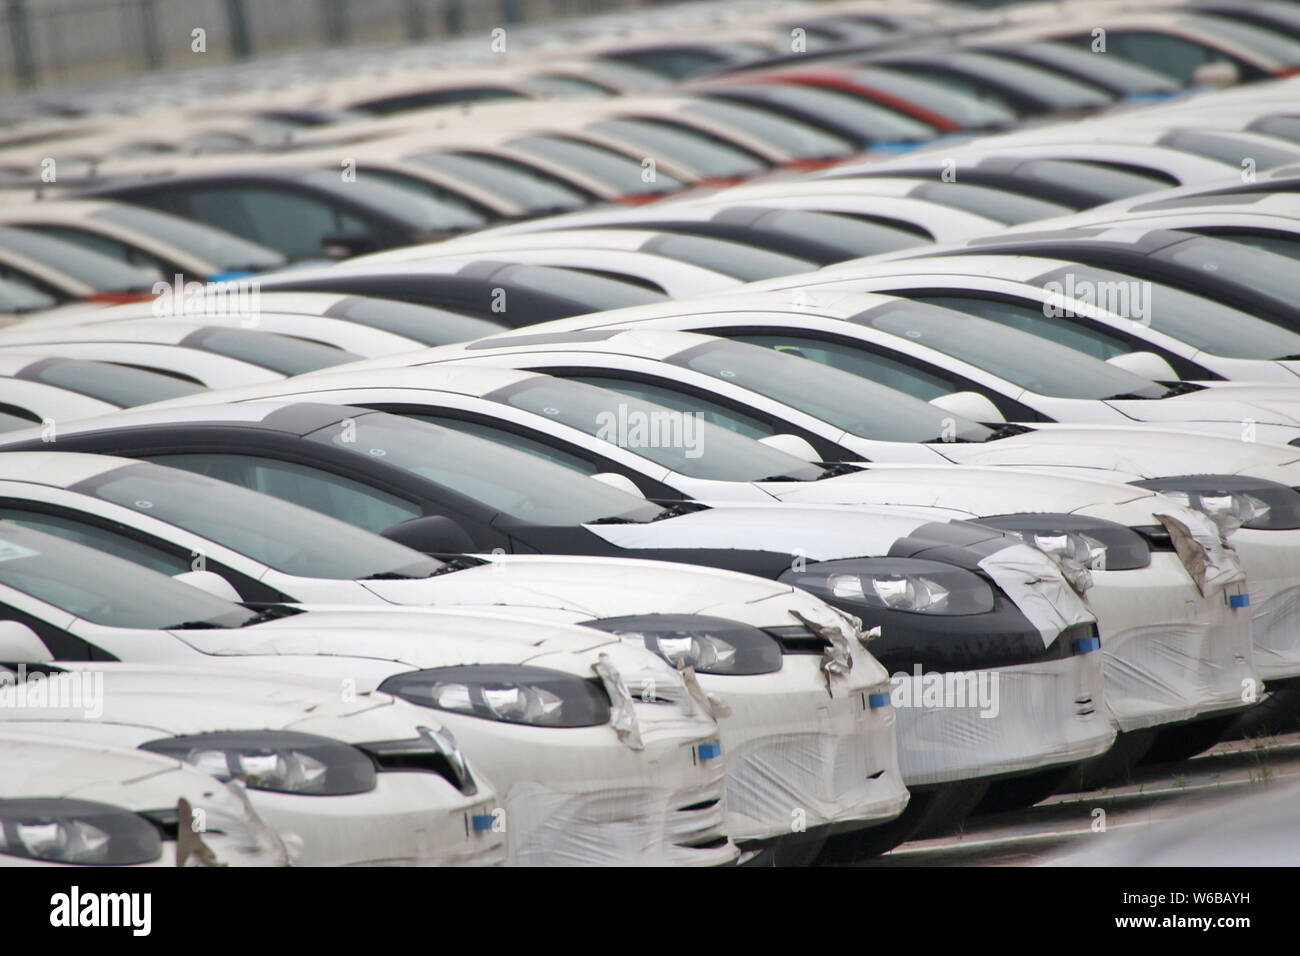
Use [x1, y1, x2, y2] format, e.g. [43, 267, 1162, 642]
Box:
[1085, 512, 1256, 732]
[1231, 527, 1300, 681]
[892, 651, 1114, 787]
[977, 543, 1097, 645]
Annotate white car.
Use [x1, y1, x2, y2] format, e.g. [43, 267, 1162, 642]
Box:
[169, 366, 1258, 742]
[0, 732, 287, 867]
[0, 402, 1116, 843]
[0, 523, 738, 866]
[743, 252, 1300, 384]
[0, 353, 207, 429]
[0, 661, 505, 866]
[0, 451, 908, 855]
[0, 321, 359, 388]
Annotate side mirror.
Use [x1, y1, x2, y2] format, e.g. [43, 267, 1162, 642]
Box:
[1192, 61, 1239, 88]
[758, 433, 820, 462]
[0, 620, 52, 662]
[321, 231, 380, 259]
[590, 472, 646, 497]
[172, 570, 243, 603]
[382, 515, 476, 554]
[929, 391, 1006, 425]
[1105, 351, 1178, 382]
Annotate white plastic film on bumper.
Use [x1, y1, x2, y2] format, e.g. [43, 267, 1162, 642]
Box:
[890, 651, 1114, 787]
[1233, 527, 1300, 681]
[977, 543, 1096, 646]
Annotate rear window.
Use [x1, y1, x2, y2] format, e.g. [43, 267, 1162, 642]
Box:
[20, 357, 204, 406]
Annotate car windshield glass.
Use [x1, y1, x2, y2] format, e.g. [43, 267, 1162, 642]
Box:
[1027, 264, 1300, 359]
[712, 85, 935, 141]
[666, 338, 992, 442]
[0, 522, 254, 629]
[641, 233, 814, 280]
[908, 181, 1071, 223]
[946, 52, 1112, 107]
[186, 327, 357, 375]
[76, 462, 442, 579]
[508, 135, 686, 194]
[92, 204, 285, 271]
[586, 118, 766, 177]
[297, 168, 485, 231]
[1160, 130, 1300, 170]
[23, 357, 204, 406]
[1155, 235, 1300, 312]
[308, 412, 663, 524]
[409, 151, 589, 213]
[324, 296, 506, 345]
[0, 226, 155, 291]
[862, 300, 1165, 399]
[852, 67, 1016, 127]
[1003, 41, 1178, 93]
[490, 376, 822, 481]
[500, 264, 665, 309]
[756, 209, 927, 257]
[681, 99, 854, 158]
[1017, 160, 1175, 198]
[0, 276, 55, 312]
[1189, 14, 1300, 64]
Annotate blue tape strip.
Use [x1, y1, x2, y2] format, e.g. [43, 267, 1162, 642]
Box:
[1230, 594, 1251, 608]
[697, 741, 722, 760]
[1073, 637, 1101, 653]
[471, 814, 494, 831]
[868, 691, 892, 709]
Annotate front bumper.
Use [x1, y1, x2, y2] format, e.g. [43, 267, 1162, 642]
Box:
[1233, 527, 1300, 681]
[1085, 555, 1257, 732]
[703, 661, 908, 845]
[891, 649, 1115, 787]
[248, 775, 505, 867]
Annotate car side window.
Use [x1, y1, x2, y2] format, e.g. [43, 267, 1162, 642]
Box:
[399, 413, 603, 476]
[904, 293, 1132, 361]
[1068, 31, 1238, 84]
[561, 373, 776, 439]
[183, 186, 368, 259]
[722, 332, 957, 401]
[0, 508, 189, 575]
[20, 225, 170, 278]
[144, 453, 421, 534]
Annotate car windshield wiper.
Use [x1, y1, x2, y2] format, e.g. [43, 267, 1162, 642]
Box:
[237, 605, 306, 627]
[429, 555, 488, 576]
[165, 620, 228, 630]
[651, 501, 710, 522]
[816, 462, 864, 479]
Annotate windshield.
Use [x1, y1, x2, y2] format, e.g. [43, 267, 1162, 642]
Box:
[1032, 262, 1300, 359]
[641, 233, 814, 280]
[1155, 236, 1300, 315]
[0, 522, 254, 629]
[586, 117, 767, 178]
[297, 168, 485, 232]
[489, 376, 823, 481]
[944, 52, 1112, 108]
[21, 357, 204, 406]
[852, 67, 1017, 128]
[309, 412, 663, 525]
[665, 338, 992, 443]
[323, 296, 506, 345]
[708, 85, 935, 143]
[93, 204, 285, 271]
[681, 98, 854, 159]
[499, 264, 665, 310]
[1016, 160, 1176, 198]
[0, 276, 55, 313]
[508, 135, 686, 195]
[1160, 130, 1300, 171]
[753, 208, 927, 257]
[184, 327, 358, 375]
[75, 462, 441, 580]
[1002, 41, 1178, 94]
[908, 181, 1071, 223]
[0, 226, 155, 291]
[409, 151, 589, 214]
[861, 300, 1165, 399]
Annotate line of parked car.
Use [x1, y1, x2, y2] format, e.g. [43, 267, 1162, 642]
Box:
[3, 0, 1300, 867]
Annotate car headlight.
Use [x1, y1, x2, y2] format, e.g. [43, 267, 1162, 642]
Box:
[975, 514, 1151, 571]
[582, 614, 783, 675]
[0, 798, 162, 865]
[378, 665, 612, 728]
[779, 558, 996, 615]
[1133, 476, 1300, 531]
[140, 731, 377, 796]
